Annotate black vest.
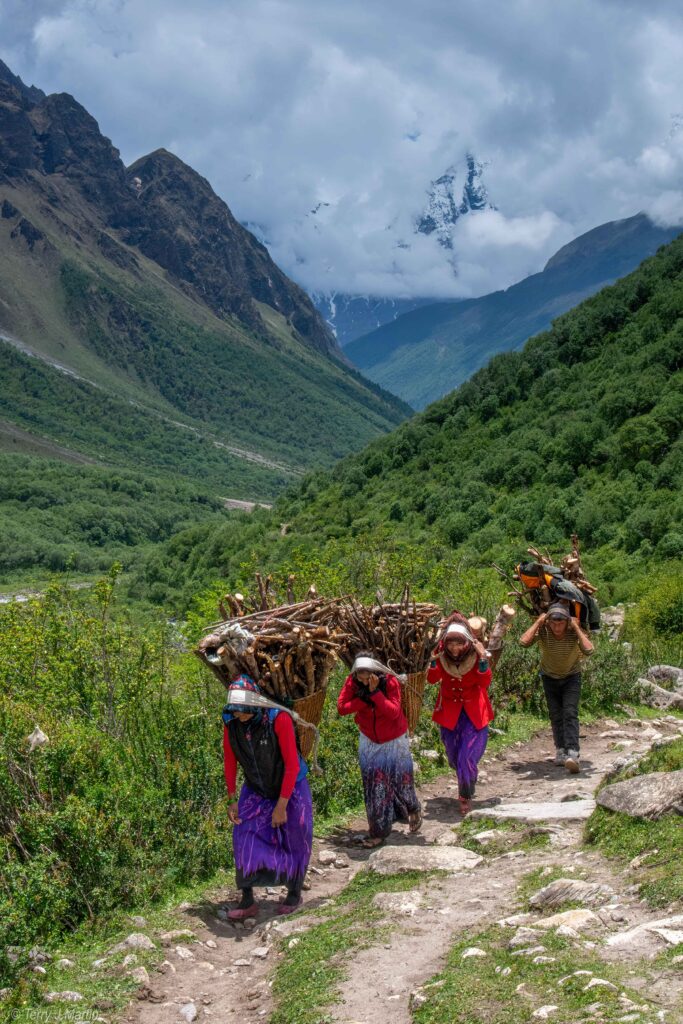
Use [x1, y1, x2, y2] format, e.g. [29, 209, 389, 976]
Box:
[228, 713, 285, 800]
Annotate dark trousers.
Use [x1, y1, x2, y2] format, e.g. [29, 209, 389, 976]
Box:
[541, 672, 581, 753]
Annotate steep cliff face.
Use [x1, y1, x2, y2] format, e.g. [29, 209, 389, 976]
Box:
[126, 149, 337, 353]
[0, 64, 335, 356]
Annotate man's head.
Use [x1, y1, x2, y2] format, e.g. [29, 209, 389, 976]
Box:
[546, 602, 570, 637]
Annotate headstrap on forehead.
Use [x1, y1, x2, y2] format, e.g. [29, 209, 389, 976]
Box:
[225, 674, 262, 711]
[351, 655, 392, 676]
[444, 623, 474, 643]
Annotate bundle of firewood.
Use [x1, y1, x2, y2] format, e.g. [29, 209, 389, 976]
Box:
[333, 586, 441, 674]
[217, 572, 315, 618]
[196, 596, 345, 702]
[493, 534, 597, 619]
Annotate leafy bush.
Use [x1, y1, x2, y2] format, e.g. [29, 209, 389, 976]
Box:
[628, 562, 683, 638]
[0, 572, 228, 985]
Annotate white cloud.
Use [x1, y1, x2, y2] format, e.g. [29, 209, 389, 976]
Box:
[3, 0, 683, 299]
[647, 191, 683, 227]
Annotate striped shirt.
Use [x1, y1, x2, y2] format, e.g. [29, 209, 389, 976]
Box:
[533, 624, 589, 679]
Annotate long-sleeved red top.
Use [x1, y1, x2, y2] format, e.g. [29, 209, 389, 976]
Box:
[337, 673, 408, 744]
[223, 712, 299, 800]
[427, 659, 494, 730]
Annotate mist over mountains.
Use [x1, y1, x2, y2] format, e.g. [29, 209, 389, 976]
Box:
[312, 155, 493, 345]
[346, 212, 682, 408]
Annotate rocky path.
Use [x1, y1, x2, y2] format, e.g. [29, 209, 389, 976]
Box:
[123, 714, 683, 1024]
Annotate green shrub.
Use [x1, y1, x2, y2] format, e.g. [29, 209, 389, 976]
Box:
[0, 573, 228, 985]
[629, 562, 683, 638]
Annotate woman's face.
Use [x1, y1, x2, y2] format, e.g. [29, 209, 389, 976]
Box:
[444, 636, 469, 657]
[548, 617, 568, 638]
[233, 710, 254, 723]
[356, 669, 372, 685]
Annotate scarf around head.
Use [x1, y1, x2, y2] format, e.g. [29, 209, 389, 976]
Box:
[351, 655, 392, 677]
[224, 675, 262, 716]
[439, 623, 476, 678]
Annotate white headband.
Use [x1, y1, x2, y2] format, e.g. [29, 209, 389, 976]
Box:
[444, 623, 474, 643]
[351, 655, 392, 676]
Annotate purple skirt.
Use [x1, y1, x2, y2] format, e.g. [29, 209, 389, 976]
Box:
[233, 777, 313, 889]
[440, 710, 488, 799]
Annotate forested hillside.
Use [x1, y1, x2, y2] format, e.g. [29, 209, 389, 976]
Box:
[347, 214, 681, 408]
[0, 61, 409, 581]
[135, 232, 683, 609]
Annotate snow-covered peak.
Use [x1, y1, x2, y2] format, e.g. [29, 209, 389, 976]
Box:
[417, 155, 493, 249]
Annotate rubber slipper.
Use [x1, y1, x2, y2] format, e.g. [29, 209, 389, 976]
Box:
[276, 898, 302, 915]
[360, 835, 385, 849]
[458, 797, 473, 816]
[227, 903, 259, 920]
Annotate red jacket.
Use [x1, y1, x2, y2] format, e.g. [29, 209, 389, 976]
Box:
[337, 673, 408, 744]
[427, 659, 494, 730]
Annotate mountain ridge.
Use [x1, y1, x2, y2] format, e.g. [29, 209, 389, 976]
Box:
[346, 212, 682, 408]
[133, 231, 683, 609]
[0, 60, 409, 471]
[0, 59, 410, 580]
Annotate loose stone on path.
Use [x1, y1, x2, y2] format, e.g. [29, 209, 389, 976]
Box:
[529, 878, 614, 909]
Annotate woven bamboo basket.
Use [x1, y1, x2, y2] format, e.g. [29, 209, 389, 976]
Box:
[401, 669, 428, 735]
[293, 687, 327, 760]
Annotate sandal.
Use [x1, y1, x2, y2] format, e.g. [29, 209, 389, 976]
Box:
[277, 897, 303, 915]
[408, 808, 423, 834]
[458, 797, 473, 817]
[360, 835, 385, 849]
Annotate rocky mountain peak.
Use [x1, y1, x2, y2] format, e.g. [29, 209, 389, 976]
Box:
[0, 58, 335, 358]
[0, 59, 45, 106]
[416, 153, 492, 249]
[126, 149, 339, 354]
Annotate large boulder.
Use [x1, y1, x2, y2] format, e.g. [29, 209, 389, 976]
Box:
[597, 769, 683, 819]
[368, 846, 482, 875]
[639, 665, 683, 710]
[529, 878, 614, 910]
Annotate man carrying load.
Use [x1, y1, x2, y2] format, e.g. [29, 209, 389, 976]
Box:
[520, 602, 594, 774]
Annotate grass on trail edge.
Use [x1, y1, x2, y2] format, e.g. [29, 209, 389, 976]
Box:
[270, 869, 438, 1024]
[0, 867, 235, 1024]
[411, 925, 662, 1024]
[584, 735, 683, 908]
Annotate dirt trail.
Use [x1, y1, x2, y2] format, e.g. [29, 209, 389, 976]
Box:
[125, 715, 683, 1024]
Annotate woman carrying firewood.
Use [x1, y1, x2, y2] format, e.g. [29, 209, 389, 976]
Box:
[427, 622, 493, 815]
[222, 676, 313, 919]
[338, 653, 422, 848]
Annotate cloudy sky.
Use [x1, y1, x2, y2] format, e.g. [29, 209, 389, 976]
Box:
[2, 0, 683, 300]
